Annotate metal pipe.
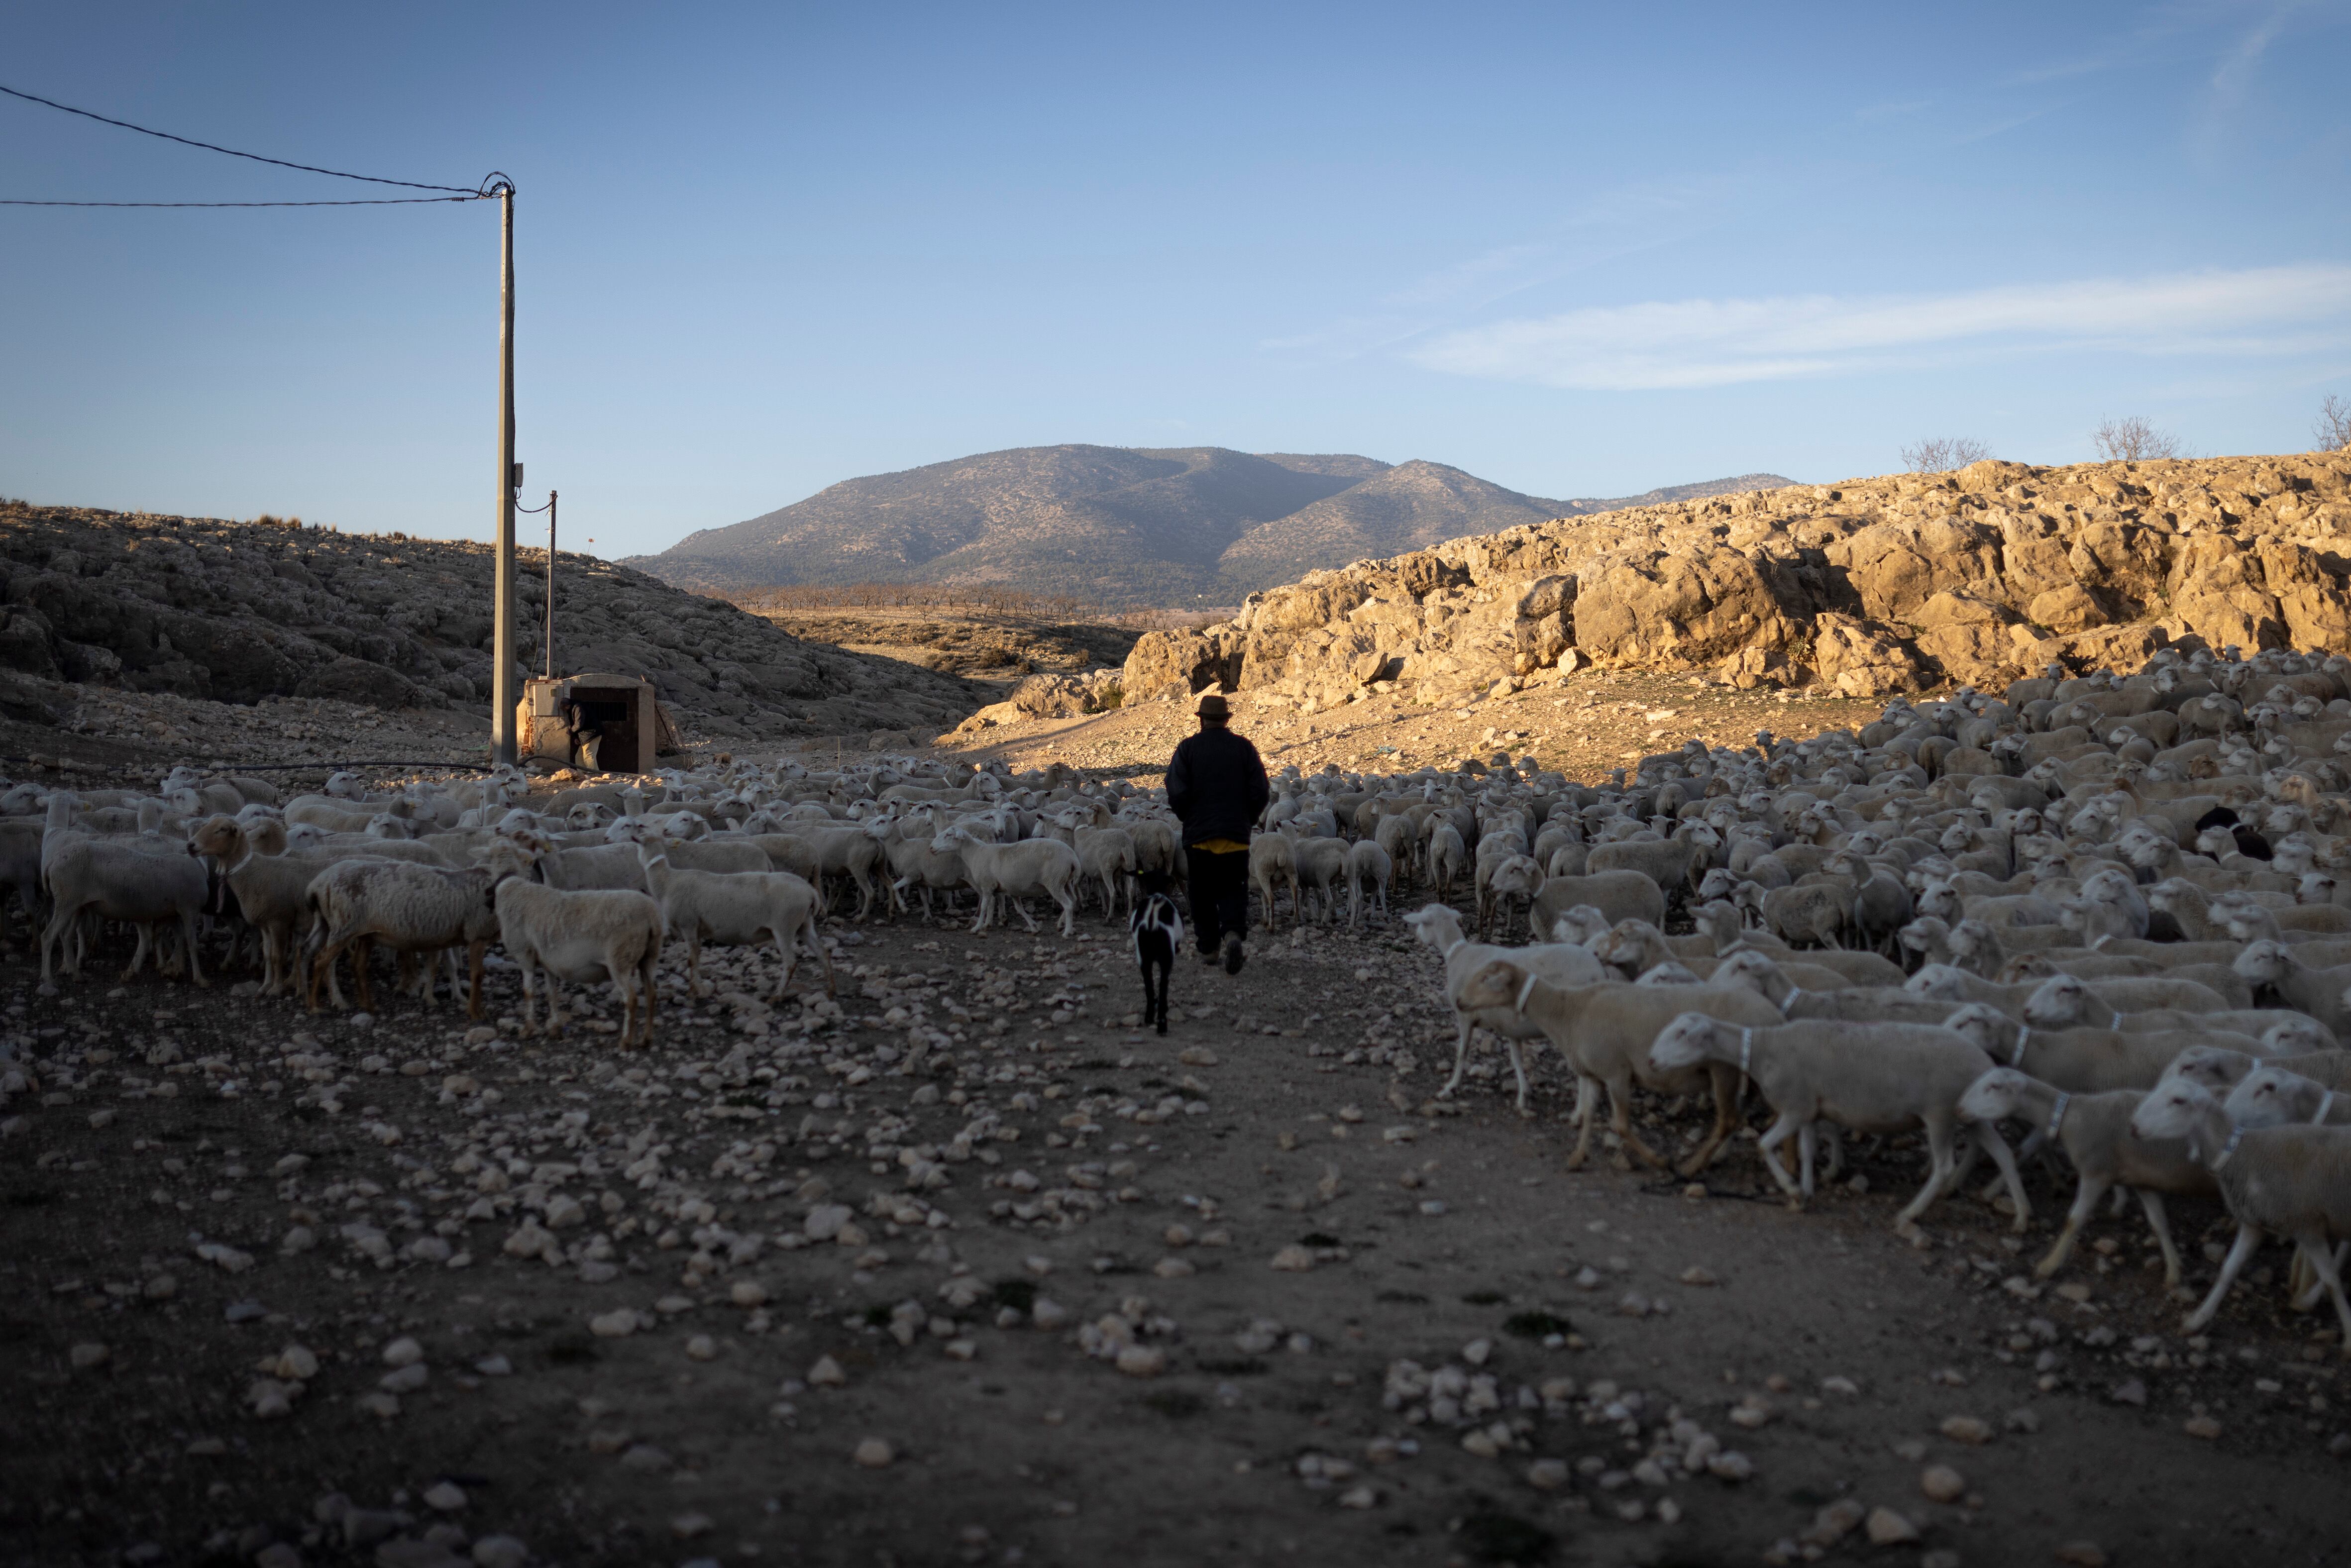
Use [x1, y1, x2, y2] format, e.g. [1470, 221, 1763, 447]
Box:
[491, 182, 518, 765]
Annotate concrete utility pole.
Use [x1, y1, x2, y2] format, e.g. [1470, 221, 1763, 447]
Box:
[544, 489, 558, 680]
[491, 177, 520, 765]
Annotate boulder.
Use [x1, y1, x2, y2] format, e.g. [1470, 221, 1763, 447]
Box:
[1909, 590, 2022, 687]
[1809, 613, 1923, 698]
[1825, 516, 2005, 620]
[2165, 534, 2286, 651]
[1120, 628, 1230, 698]
[1571, 545, 1799, 668]
[293, 655, 431, 712]
[2026, 583, 2107, 634]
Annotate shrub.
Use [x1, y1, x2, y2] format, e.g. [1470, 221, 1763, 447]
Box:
[1899, 437, 1991, 473]
[2091, 416, 2184, 461]
[2316, 394, 2351, 453]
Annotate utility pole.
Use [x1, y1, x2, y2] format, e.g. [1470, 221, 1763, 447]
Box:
[544, 489, 558, 680]
[490, 177, 520, 765]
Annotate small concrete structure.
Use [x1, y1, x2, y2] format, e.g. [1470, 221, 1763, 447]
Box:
[518, 673, 677, 775]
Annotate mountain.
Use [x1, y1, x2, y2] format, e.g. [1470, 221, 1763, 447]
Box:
[1215, 459, 1570, 588]
[1556, 473, 1800, 514]
[630, 444, 1798, 607]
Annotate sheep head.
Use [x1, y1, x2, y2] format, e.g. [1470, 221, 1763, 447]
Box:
[1957, 1067, 2028, 1125]
[2232, 940, 2293, 985]
[2223, 1067, 2311, 1131]
[2129, 1077, 2215, 1144]
[1646, 1013, 1720, 1073]
[2022, 974, 2089, 1027]
[1940, 1002, 2009, 1054]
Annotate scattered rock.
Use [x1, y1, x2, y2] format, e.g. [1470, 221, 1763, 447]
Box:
[853, 1437, 895, 1469]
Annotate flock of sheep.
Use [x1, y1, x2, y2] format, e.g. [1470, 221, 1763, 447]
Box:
[17, 639, 2351, 1359]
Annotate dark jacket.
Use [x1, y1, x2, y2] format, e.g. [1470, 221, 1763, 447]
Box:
[1166, 725, 1270, 847]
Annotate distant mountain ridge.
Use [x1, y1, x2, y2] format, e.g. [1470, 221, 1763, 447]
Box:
[631, 445, 1797, 607]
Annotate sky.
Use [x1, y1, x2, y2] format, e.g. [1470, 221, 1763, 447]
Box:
[2, 1, 2348, 561]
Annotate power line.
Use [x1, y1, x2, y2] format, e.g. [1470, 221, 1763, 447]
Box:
[0, 81, 482, 193]
[0, 195, 481, 207]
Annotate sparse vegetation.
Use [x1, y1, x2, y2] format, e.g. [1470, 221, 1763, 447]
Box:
[2092, 415, 2184, 461]
[1898, 436, 1991, 473]
[2317, 393, 2351, 453]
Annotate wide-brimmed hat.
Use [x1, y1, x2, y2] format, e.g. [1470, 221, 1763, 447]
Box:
[1195, 693, 1231, 720]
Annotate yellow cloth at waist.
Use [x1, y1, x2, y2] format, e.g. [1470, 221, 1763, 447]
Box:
[1193, 838, 1248, 854]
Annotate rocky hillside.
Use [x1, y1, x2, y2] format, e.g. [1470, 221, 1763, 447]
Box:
[0, 504, 977, 744]
[632, 443, 1795, 606]
[1119, 452, 2351, 714]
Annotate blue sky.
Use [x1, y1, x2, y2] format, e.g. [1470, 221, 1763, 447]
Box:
[2, 2, 2347, 560]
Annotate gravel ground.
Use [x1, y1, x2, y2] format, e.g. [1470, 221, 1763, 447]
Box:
[4, 682, 2351, 1568]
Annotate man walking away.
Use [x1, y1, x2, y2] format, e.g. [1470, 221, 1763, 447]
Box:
[1164, 693, 1269, 975]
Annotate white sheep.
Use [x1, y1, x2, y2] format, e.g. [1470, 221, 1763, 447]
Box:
[2129, 1077, 2351, 1347]
[637, 843, 834, 1001]
[1648, 1012, 2029, 1236]
[491, 877, 664, 1046]
[1957, 1066, 2214, 1284]
[1346, 839, 1392, 930]
[301, 848, 525, 1018]
[1250, 835, 1301, 931]
[38, 834, 210, 991]
[934, 824, 1080, 937]
[1455, 958, 1782, 1175]
[1404, 903, 1608, 1114]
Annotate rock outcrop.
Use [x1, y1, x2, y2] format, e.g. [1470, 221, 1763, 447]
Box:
[0, 505, 977, 741]
[1122, 453, 2351, 712]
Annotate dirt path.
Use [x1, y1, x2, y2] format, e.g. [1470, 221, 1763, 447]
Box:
[6, 881, 2347, 1568]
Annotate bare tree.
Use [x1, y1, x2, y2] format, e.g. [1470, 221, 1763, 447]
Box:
[2317, 394, 2351, 453]
[1899, 436, 1991, 473]
[2091, 416, 2183, 462]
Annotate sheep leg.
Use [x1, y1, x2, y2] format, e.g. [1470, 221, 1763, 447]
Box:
[1972, 1122, 2031, 1232]
[352, 937, 377, 1013]
[1797, 1122, 1817, 1197]
[2184, 1223, 2263, 1333]
[967, 889, 991, 935]
[1896, 1119, 1959, 1235]
[1012, 895, 1039, 934]
[1058, 883, 1077, 939]
[1676, 1063, 1744, 1176]
[2136, 1189, 2185, 1288]
[2037, 1173, 2110, 1278]
[1439, 1014, 1476, 1100]
[1819, 1124, 1845, 1179]
[465, 940, 489, 1019]
[1562, 1072, 1602, 1171]
[1505, 1039, 1530, 1117]
[2292, 1233, 2351, 1354]
[1604, 1072, 1668, 1170]
[1755, 1113, 1807, 1200]
[807, 913, 837, 997]
[121, 923, 154, 983]
[637, 940, 660, 1046]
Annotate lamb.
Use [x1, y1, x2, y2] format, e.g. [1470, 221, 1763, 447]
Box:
[1404, 903, 1609, 1114]
[2232, 940, 2351, 1039]
[1249, 834, 1301, 931]
[1906, 964, 2235, 1019]
[1346, 839, 1392, 931]
[301, 847, 527, 1018]
[1957, 1068, 2214, 1284]
[934, 825, 1080, 937]
[1374, 813, 1418, 894]
[39, 834, 211, 990]
[186, 816, 343, 997]
[491, 877, 664, 1047]
[1129, 870, 1183, 1035]
[2128, 1078, 2351, 1346]
[2020, 972, 2314, 1042]
[636, 843, 833, 1002]
[1530, 869, 1666, 935]
[1711, 949, 1958, 1025]
[1940, 1002, 2265, 1092]
[1647, 1012, 2030, 1236]
[1696, 903, 1908, 985]
[1073, 826, 1138, 922]
[1424, 821, 1467, 903]
[1455, 959, 1781, 1174]
[1477, 852, 1543, 941]
[1291, 834, 1351, 926]
[1761, 881, 1848, 949]
[1585, 837, 1700, 898]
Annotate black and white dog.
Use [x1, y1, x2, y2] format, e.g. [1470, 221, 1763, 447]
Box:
[1129, 869, 1183, 1035]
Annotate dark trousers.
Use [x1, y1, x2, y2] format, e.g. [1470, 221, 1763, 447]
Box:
[1185, 846, 1250, 955]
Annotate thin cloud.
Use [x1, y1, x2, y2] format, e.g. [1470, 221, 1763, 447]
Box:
[1408, 265, 2351, 391]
